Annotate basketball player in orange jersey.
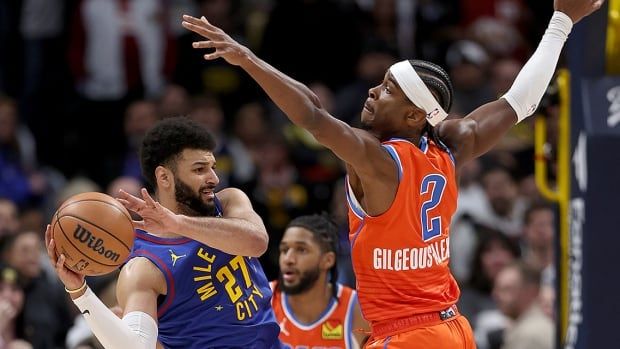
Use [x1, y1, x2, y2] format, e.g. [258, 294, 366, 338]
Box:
[183, 0, 603, 346]
[45, 117, 281, 348]
[271, 214, 369, 349]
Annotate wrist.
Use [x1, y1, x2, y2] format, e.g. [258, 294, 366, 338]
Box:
[66, 280, 88, 299]
[553, 10, 575, 29]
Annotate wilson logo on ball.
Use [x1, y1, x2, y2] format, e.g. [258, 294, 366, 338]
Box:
[73, 224, 121, 262]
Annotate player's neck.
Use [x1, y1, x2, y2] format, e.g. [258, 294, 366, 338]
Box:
[286, 278, 333, 324]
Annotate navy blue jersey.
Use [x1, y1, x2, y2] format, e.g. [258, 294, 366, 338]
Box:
[128, 197, 280, 348]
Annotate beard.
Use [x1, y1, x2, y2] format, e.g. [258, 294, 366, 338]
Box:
[278, 266, 321, 295]
[174, 177, 215, 217]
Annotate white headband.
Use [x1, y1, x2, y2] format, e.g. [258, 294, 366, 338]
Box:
[389, 61, 448, 126]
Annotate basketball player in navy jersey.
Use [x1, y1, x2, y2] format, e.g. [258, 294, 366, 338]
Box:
[45, 117, 281, 348]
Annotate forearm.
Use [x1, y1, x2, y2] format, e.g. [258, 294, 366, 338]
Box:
[175, 215, 268, 257]
[502, 11, 573, 122]
[72, 288, 157, 349]
[240, 52, 326, 132]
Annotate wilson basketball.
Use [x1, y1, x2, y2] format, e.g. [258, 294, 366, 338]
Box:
[50, 192, 135, 276]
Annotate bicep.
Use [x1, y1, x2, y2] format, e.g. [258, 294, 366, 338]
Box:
[220, 188, 265, 228]
[438, 99, 518, 165]
[116, 258, 163, 322]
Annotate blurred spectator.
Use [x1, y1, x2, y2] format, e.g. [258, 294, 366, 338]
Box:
[335, 38, 398, 125]
[68, 0, 170, 100]
[493, 262, 554, 349]
[0, 263, 31, 349]
[259, 0, 362, 90]
[0, 198, 19, 237]
[228, 102, 268, 186]
[0, 97, 46, 207]
[189, 97, 235, 189]
[521, 201, 556, 285]
[330, 178, 355, 289]
[67, 0, 172, 184]
[114, 99, 160, 183]
[107, 176, 142, 220]
[414, 0, 461, 64]
[450, 157, 486, 282]
[458, 228, 520, 349]
[158, 84, 191, 118]
[174, 0, 256, 116]
[1, 231, 72, 349]
[445, 40, 494, 114]
[477, 163, 528, 238]
[241, 137, 309, 280]
[282, 83, 343, 212]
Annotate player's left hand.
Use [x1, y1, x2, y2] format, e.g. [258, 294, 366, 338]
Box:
[181, 14, 252, 67]
[116, 188, 180, 234]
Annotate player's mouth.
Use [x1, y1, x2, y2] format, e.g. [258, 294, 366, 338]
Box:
[200, 189, 215, 200]
[282, 270, 297, 282]
[364, 100, 374, 113]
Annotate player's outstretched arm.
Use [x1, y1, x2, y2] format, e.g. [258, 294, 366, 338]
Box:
[436, 0, 604, 167]
[118, 188, 268, 257]
[181, 15, 393, 176]
[45, 225, 162, 349]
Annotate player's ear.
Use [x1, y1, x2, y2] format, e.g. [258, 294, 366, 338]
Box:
[155, 166, 173, 189]
[321, 251, 336, 270]
[405, 105, 426, 128]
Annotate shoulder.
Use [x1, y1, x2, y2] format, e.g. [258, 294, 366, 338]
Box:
[216, 187, 250, 205]
[118, 257, 166, 295]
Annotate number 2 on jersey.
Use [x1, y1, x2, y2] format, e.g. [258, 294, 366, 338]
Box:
[420, 174, 446, 241]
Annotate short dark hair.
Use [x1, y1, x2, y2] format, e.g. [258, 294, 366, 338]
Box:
[523, 200, 555, 225]
[286, 213, 340, 298]
[140, 117, 216, 188]
[510, 261, 542, 288]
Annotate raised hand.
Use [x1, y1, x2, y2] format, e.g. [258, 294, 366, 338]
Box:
[116, 188, 180, 234]
[45, 224, 85, 291]
[181, 14, 252, 66]
[555, 0, 605, 23]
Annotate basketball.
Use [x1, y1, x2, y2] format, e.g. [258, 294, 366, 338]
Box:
[50, 192, 135, 276]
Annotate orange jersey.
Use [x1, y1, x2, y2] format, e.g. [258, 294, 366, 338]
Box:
[270, 281, 359, 349]
[346, 136, 460, 323]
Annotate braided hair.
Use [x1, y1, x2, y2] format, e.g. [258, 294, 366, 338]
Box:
[286, 213, 340, 300]
[408, 60, 454, 144]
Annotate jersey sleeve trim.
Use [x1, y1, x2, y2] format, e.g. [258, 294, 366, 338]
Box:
[381, 144, 403, 182]
[345, 176, 367, 219]
[130, 249, 175, 318]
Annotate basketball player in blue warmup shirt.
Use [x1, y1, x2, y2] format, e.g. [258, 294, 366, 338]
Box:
[45, 117, 281, 348]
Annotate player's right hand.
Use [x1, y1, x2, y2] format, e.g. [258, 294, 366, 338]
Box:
[45, 224, 85, 291]
[181, 15, 252, 67]
[554, 0, 605, 23]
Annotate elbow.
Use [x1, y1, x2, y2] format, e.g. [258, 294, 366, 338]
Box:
[248, 229, 269, 257]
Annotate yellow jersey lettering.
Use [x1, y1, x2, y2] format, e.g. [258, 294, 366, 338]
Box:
[197, 248, 216, 263]
[251, 284, 263, 298]
[196, 282, 217, 301]
[217, 266, 243, 302]
[236, 301, 246, 320]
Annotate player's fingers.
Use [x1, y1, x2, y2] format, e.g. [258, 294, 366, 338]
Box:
[181, 21, 219, 40]
[141, 188, 158, 208]
[46, 237, 58, 263]
[204, 51, 223, 60]
[182, 14, 220, 32]
[56, 253, 66, 271]
[45, 224, 51, 246]
[131, 220, 146, 229]
[192, 41, 230, 49]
